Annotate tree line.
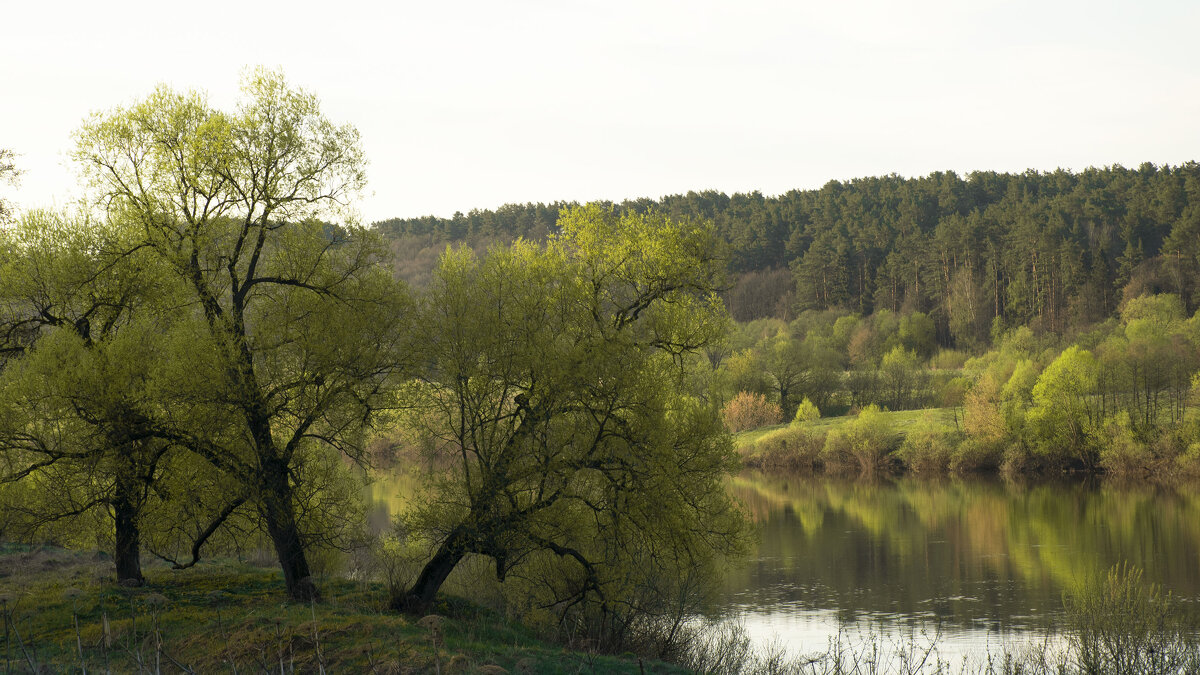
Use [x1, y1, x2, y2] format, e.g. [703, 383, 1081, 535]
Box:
[375, 164, 1200, 347]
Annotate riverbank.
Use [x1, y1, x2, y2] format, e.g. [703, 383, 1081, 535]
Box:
[734, 406, 1200, 480]
[0, 545, 683, 674]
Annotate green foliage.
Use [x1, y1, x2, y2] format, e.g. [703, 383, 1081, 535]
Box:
[67, 69, 415, 599]
[897, 311, 936, 358]
[0, 147, 17, 224]
[1065, 563, 1194, 675]
[793, 397, 820, 424]
[395, 205, 750, 645]
[822, 405, 898, 474]
[377, 165, 1200, 345]
[1027, 346, 1099, 467]
[898, 412, 960, 474]
[746, 426, 824, 472]
[930, 349, 968, 370]
[880, 346, 928, 410]
[1098, 411, 1155, 477]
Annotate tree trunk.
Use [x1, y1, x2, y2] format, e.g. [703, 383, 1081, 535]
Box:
[394, 526, 470, 612]
[112, 488, 144, 586]
[259, 459, 318, 601]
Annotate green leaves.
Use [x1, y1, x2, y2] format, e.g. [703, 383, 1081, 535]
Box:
[398, 206, 749, 622]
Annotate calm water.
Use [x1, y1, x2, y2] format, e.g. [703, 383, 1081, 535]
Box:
[725, 472, 1200, 659]
[368, 471, 1200, 660]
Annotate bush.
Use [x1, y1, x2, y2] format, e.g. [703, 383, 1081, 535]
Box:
[822, 405, 897, 474]
[1099, 412, 1155, 478]
[748, 427, 824, 472]
[930, 348, 968, 370]
[897, 413, 959, 474]
[721, 391, 782, 432]
[1066, 563, 1195, 675]
[820, 428, 854, 472]
[952, 437, 1006, 474]
[792, 397, 820, 424]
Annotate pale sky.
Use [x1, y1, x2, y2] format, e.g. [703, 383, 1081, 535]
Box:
[2, 0, 1198, 224]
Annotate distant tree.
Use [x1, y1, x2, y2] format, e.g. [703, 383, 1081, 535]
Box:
[792, 397, 820, 424]
[880, 346, 925, 410]
[723, 391, 783, 432]
[1027, 346, 1099, 468]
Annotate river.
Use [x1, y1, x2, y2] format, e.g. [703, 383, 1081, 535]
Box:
[724, 472, 1200, 660]
[368, 471, 1200, 661]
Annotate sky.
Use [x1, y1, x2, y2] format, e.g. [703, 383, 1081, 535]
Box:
[2, 0, 1198, 224]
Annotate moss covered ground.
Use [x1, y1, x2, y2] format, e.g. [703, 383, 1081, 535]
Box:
[0, 545, 685, 674]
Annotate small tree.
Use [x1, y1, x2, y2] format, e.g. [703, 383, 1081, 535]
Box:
[792, 397, 820, 424]
[823, 405, 897, 474]
[1027, 346, 1099, 468]
[722, 391, 783, 432]
[0, 212, 244, 585]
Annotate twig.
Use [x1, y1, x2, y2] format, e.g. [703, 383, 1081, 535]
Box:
[5, 601, 39, 673]
[311, 599, 325, 675]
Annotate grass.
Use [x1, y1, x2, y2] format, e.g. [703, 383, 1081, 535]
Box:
[734, 407, 958, 450]
[0, 545, 684, 674]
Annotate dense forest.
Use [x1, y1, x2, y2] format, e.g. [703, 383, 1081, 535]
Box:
[374, 166, 1200, 481]
[375, 164, 1200, 345]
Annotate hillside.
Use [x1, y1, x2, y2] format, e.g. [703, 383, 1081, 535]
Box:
[374, 163, 1200, 347]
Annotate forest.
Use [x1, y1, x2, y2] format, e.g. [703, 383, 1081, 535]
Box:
[374, 166, 1200, 481]
[376, 163, 1200, 336]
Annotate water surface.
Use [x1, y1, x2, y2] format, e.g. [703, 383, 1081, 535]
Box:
[724, 472, 1200, 658]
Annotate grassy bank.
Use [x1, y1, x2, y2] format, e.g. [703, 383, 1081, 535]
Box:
[734, 407, 963, 475]
[0, 545, 683, 674]
[734, 407, 957, 450]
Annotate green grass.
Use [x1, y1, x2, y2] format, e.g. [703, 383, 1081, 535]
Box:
[0, 546, 684, 674]
[734, 406, 958, 449]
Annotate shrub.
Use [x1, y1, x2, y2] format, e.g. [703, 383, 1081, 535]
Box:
[1099, 412, 1154, 478]
[1066, 563, 1195, 675]
[952, 437, 1006, 474]
[897, 413, 959, 474]
[820, 428, 854, 472]
[822, 405, 897, 474]
[748, 427, 824, 472]
[791, 397, 820, 424]
[721, 391, 782, 432]
[930, 348, 968, 370]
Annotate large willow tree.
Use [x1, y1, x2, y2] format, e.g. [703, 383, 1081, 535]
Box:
[72, 70, 414, 600]
[395, 206, 750, 638]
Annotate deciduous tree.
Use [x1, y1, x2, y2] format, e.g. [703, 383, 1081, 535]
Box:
[72, 70, 415, 600]
[393, 206, 750, 622]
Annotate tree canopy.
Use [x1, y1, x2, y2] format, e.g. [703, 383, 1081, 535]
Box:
[393, 205, 750, 637]
[67, 68, 415, 599]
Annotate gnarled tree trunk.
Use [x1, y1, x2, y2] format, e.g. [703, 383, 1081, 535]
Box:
[112, 484, 144, 586]
[259, 457, 317, 601]
[393, 526, 471, 612]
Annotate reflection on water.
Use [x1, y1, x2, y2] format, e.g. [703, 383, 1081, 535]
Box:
[724, 472, 1200, 656]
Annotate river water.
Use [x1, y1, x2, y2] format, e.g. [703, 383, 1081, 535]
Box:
[368, 471, 1200, 661]
[724, 472, 1200, 660]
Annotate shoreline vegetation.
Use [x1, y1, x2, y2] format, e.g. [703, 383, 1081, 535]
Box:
[2, 546, 1196, 674]
[0, 546, 687, 674]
